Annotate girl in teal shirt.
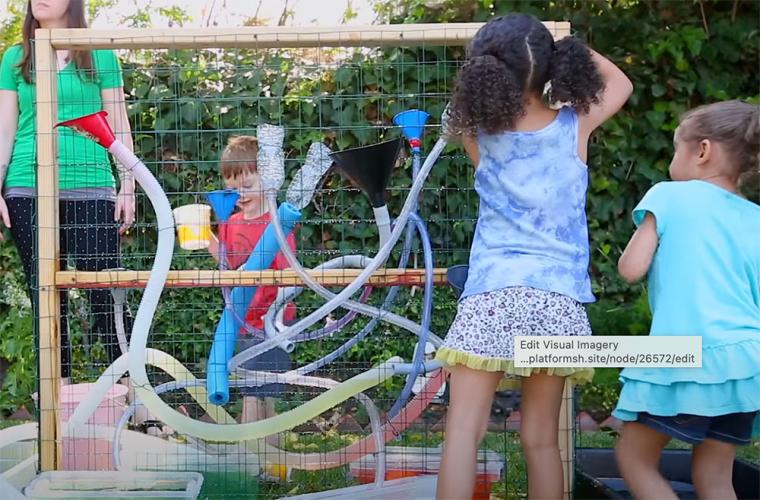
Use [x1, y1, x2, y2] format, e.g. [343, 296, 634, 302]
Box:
[0, 0, 135, 378]
[615, 100, 760, 499]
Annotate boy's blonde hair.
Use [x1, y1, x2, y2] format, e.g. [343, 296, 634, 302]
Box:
[220, 136, 258, 180]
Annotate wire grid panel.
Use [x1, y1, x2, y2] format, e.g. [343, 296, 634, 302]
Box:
[32, 24, 571, 498]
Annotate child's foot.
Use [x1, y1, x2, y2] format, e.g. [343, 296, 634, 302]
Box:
[285, 142, 333, 209]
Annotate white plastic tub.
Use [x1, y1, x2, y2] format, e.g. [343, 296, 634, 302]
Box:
[349, 446, 504, 499]
[287, 475, 437, 500]
[23, 471, 203, 499]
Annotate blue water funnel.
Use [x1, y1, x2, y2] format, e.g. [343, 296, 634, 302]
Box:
[393, 109, 430, 152]
[206, 189, 240, 223]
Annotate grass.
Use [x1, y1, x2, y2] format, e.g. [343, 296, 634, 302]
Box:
[1, 418, 757, 498]
[579, 430, 760, 465]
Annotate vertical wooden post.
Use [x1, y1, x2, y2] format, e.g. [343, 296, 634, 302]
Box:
[558, 380, 575, 500]
[35, 28, 62, 472]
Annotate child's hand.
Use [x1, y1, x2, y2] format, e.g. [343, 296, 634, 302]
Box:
[207, 232, 220, 262]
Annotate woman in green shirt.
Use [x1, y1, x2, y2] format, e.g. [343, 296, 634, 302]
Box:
[0, 0, 135, 379]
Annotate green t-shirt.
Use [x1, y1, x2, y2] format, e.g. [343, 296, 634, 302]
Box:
[0, 45, 123, 189]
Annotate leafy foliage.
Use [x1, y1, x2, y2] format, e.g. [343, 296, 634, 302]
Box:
[0, 0, 758, 415]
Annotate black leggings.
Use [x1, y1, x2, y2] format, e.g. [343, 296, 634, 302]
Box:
[6, 197, 132, 378]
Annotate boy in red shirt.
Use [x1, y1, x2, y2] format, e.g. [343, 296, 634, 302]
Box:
[207, 135, 295, 429]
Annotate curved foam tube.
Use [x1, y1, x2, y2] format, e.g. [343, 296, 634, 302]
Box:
[112, 372, 386, 483]
[110, 368, 443, 474]
[68, 341, 400, 446]
[228, 138, 447, 371]
[207, 202, 301, 405]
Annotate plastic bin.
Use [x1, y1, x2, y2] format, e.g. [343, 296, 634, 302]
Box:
[23, 471, 203, 499]
[287, 475, 437, 499]
[349, 446, 504, 500]
[60, 383, 128, 471]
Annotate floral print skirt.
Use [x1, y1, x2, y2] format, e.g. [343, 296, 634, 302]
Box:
[435, 286, 594, 388]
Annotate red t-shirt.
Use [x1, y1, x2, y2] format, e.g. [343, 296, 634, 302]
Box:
[219, 211, 297, 331]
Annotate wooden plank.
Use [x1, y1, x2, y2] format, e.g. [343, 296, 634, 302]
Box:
[558, 380, 574, 500]
[45, 22, 570, 50]
[34, 29, 61, 472]
[56, 268, 451, 288]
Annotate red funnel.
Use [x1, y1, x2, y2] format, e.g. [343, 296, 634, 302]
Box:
[57, 111, 115, 149]
[330, 137, 402, 208]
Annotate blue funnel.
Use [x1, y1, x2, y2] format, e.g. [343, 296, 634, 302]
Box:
[393, 109, 430, 151]
[206, 189, 240, 223]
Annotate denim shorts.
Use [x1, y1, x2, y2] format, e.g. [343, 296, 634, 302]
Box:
[235, 336, 292, 398]
[637, 411, 758, 445]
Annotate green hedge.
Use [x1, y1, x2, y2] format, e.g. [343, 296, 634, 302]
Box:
[0, 0, 757, 415]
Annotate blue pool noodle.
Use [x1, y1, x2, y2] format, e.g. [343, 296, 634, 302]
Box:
[207, 202, 302, 405]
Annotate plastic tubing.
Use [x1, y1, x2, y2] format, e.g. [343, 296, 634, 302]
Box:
[373, 205, 391, 248]
[262, 255, 372, 343]
[112, 288, 130, 354]
[291, 224, 416, 376]
[231, 192, 443, 374]
[259, 202, 440, 342]
[113, 373, 386, 485]
[207, 202, 301, 405]
[386, 212, 434, 420]
[108, 370, 446, 476]
[266, 151, 420, 376]
[99, 140, 402, 442]
[227, 137, 447, 372]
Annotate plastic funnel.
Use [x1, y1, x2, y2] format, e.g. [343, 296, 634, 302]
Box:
[57, 111, 115, 149]
[206, 189, 240, 223]
[330, 137, 402, 208]
[446, 265, 469, 298]
[393, 109, 430, 151]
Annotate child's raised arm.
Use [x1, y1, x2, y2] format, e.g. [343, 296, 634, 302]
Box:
[618, 213, 658, 283]
[578, 48, 633, 138]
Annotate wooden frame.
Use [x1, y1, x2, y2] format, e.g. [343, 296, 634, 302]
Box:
[56, 269, 450, 289]
[34, 30, 62, 472]
[45, 22, 571, 50]
[35, 22, 575, 494]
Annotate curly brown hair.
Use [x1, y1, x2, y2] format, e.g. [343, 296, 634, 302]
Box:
[447, 14, 604, 136]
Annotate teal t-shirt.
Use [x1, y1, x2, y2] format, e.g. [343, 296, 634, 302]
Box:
[0, 45, 123, 189]
[614, 180, 760, 428]
[638, 180, 760, 345]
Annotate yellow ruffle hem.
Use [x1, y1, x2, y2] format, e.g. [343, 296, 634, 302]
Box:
[435, 347, 594, 391]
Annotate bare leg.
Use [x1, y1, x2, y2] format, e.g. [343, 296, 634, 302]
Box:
[692, 438, 737, 500]
[436, 366, 502, 500]
[615, 422, 677, 499]
[519, 373, 566, 500]
[241, 396, 281, 447]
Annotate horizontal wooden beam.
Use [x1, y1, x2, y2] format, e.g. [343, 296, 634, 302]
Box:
[56, 268, 451, 289]
[44, 22, 570, 50]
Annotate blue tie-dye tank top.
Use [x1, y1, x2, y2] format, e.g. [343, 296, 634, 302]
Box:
[461, 106, 595, 303]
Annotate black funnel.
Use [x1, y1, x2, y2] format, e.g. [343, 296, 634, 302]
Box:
[330, 137, 402, 208]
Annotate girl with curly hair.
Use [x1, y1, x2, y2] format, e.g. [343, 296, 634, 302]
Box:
[435, 14, 632, 499]
[614, 101, 760, 499]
